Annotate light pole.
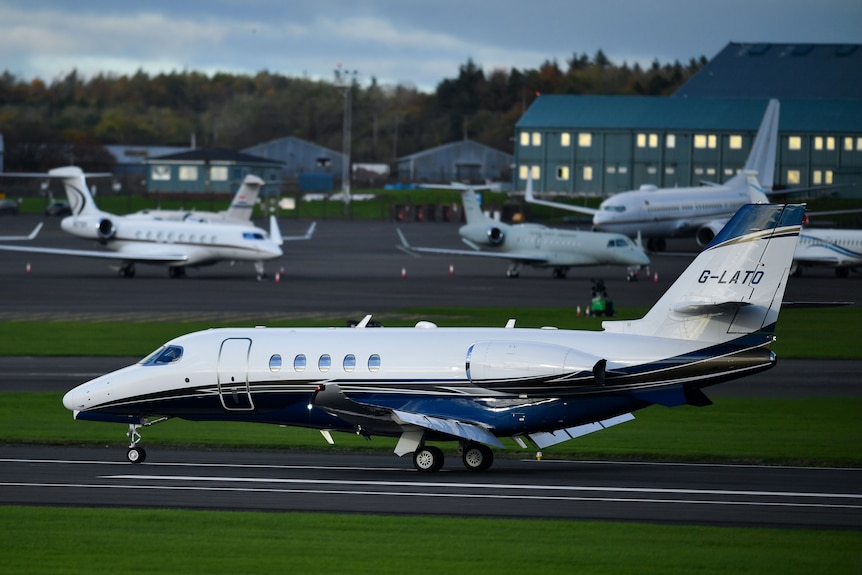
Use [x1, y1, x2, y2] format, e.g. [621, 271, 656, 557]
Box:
[334, 63, 358, 207]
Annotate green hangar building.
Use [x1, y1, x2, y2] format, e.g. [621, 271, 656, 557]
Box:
[515, 43, 862, 198]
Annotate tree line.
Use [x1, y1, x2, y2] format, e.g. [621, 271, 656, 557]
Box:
[0, 50, 705, 173]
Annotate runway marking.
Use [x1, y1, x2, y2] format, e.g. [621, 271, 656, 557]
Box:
[104, 474, 862, 502]
[1, 481, 860, 510]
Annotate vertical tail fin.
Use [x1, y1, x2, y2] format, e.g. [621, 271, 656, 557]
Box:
[461, 189, 493, 225]
[727, 99, 779, 191]
[225, 174, 264, 221]
[602, 203, 804, 342]
[48, 166, 102, 217]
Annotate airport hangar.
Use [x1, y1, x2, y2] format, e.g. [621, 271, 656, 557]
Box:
[515, 42, 862, 199]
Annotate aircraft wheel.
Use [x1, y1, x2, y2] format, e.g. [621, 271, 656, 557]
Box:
[413, 446, 444, 472]
[462, 443, 493, 472]
[127, 446, 146, 464]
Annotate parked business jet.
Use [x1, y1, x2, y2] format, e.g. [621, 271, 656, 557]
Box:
[526, 99, 780, 251]
[397, 186, 649, 278]
[62, 202, 804, 471]
[127, 174, 264, 223]
[0, 166, 315, 279]
[793, 227, 862, 277]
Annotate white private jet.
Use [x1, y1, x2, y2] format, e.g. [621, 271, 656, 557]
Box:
[0, 166, 315, 279]
[127, 173, 264, 223]
[397, 185, 649, 278]
[526, 99, 780, 251]
[793, 227, 862, 277]
[63, 202, 805, 471]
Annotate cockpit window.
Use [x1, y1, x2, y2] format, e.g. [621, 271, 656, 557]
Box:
[602, 205, 626, 213]
[242, 232, 265, 240]
[139, 345, 183, 366]
[607, 238, 630, 248]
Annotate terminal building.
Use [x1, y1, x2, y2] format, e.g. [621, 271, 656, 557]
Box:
[515, 43, 862, 198]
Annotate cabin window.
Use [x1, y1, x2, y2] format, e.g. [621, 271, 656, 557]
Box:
[368, 354, 381, 373]
[269, 354, 282, 372]
[343, 354, 356, 372]
[294, 354, 306, 372]
[318, 354, 331, 373]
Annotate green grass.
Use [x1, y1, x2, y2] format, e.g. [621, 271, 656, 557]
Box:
[1, 306, 861, 358]
[5, 393, 860, 466]
[2, 507, 860, 575]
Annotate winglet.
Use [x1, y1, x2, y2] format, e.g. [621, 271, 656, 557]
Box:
[269, 215, 283, 245]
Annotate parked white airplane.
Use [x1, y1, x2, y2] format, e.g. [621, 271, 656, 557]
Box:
[0, 166, 315, 279]
[526, 99, 780, 251]
[793, 227, 862, 277]
[397, 186, 649, 278]
[127, 174, 264, 223]
[62, 202, 805, 471]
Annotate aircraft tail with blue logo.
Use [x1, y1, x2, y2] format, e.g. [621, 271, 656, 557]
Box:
[603, 203, 804, 343]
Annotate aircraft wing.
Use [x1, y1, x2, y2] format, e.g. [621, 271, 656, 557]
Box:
[272, 220, 316, 244]
[0, 243, 188, 263]
[396, 229, 548, 263]
[524, 175, 599, 216]
[0, 223, 43, 241]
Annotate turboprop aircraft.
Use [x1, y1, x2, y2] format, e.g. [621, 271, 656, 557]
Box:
[0, 166, 315, 279]
[126, 173, 264, 223]
[397, 185, 649, 278]
[525, 99, 780, 251]
[62, 202, 804, 471]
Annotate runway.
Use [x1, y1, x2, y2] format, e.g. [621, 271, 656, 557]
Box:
[2, 445, 860, 529]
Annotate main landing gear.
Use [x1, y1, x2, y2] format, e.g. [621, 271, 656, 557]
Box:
[411, 441, 495, 472]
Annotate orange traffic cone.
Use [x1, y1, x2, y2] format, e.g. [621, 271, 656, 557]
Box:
[401, 267, 407, 278]
[449, 264, 454, 275]
[26, 262, 31, 273]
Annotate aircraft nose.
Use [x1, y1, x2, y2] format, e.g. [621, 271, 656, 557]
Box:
[63, 387, 83, 411]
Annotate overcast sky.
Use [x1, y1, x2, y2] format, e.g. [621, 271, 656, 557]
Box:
[1, 1, 860, 92]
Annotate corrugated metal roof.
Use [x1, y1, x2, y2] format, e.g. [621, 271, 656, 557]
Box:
[676, 42, 862, 99]
[516, 95, 862, 132]
[399, 138, 510, 161]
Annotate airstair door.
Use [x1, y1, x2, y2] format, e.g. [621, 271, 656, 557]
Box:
[218, 338, 254, 411]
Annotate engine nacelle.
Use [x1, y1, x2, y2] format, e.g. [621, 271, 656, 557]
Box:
[696, 220, 726, 247]
[466, 341, 605, 395]
[459, 223, 508, 247]
[98, 218, 117, 241]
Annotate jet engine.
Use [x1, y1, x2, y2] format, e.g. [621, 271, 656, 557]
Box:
[97, 218, 117, 241]
[486, 226, 505, 245]
[466, 341, 607, 395]
[696, 220, 726, 247]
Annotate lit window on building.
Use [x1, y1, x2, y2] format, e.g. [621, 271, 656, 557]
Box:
[531, 132, 542, 146]
[788, 137, 802, 151]
[787, 170, 801, 184]
[578, 133, 592, 147]
[520, 132, 530, 146]
[649, 134, 658, 148]
[665, 134, 676, 149]
[556, 166, 570, 180]
[583, 166, 593, 181]
[729, 135, 743, 150]
[560, 133, 571, 147]
[694, 135, 707, 149]
[637, 134, 646, 148]
[179, 166, 198, 181]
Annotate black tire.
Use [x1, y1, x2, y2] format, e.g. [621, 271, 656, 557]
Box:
[127, 446, 146, 464]
[413, 446, 444, 472]
[462, 443, 494, 471]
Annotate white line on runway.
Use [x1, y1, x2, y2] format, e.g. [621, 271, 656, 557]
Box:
[105, 474, 862, 502]
[1, 481, 860, 510]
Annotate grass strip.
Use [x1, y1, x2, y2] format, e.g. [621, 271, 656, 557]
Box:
[2, 507, 859, 575]
[4, 393, 860, 466]
[0, 307, 859, 359]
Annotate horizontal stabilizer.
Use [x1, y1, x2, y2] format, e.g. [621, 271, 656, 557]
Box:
[671, 299, 750, 314]
[392, 409, 505, 448]
[527, 413, 634, 448]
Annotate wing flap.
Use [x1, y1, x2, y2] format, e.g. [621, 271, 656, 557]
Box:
[392, 409, 505, 448]
[526, 413, 634, 448]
